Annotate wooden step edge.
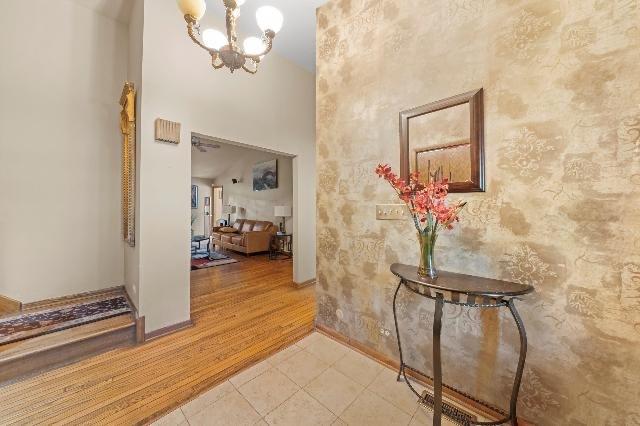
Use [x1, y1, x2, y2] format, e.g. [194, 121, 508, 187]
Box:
[21, 286, 127, 312]
[0, 314, 136, 363]
[0, 295, 22, 317]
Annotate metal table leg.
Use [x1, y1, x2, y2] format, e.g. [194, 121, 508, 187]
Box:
[392, 279, 404, 382]
[507, 298, 527, 426]
[433, 293, 444, 426]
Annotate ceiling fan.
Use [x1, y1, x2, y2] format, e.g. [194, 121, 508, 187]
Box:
[191, 136, 221, 152]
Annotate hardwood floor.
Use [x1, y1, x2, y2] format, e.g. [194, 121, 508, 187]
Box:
[0, 254, 315, 425]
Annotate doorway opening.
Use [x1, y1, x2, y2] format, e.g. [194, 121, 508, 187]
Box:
[190, 133, 294, 276]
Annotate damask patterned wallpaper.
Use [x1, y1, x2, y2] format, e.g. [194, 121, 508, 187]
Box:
[315, 0, 640, 423]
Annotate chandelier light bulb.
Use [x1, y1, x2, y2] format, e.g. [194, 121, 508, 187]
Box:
[176, 0, 207, 20]
[202, 29, 228, 49]
[243, 37, 266, 56]
[256, 6, 283, 33]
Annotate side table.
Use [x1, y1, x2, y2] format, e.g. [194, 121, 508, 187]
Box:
[390, 263, 534, 425]
[269, 233, 293, 260]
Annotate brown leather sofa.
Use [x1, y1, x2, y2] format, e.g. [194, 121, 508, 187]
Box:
[211, 219, 277, 255]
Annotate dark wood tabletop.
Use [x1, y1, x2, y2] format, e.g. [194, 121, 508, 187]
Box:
[390, 263, 534, 298]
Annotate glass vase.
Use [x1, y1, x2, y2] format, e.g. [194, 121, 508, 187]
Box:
[417, 231, 438, 279]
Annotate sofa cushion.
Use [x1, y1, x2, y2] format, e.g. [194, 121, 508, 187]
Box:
[221, 234, 234, 243]
[252, 221, 272, 232]
[241, 221, 255, 233]
[211, 232, 222, 241]
[218, 227, 237, 233]
[231, 235, 244, 246]
[232, 220, 244, 231]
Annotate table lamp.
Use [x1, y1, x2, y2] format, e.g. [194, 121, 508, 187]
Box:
[222, 205, 236, 226]
[274, 205, 292, 234]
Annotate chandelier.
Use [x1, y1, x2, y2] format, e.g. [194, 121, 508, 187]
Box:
[177, 0, 283, 74]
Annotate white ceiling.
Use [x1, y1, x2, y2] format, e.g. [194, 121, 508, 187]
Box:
[206, 0, 328, 72]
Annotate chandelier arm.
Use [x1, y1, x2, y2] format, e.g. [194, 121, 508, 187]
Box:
[244, 33, 275, 61]
[211, 54, 225, 69]
[186, 17, 221, 56]
[242, 62, 259, 74]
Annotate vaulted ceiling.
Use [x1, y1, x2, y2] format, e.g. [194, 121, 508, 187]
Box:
[206, 0, 328, 72]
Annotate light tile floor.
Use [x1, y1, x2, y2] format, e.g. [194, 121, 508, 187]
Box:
[152, 332, 458, 426]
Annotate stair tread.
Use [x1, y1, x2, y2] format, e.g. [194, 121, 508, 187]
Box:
[0, 314, 135, 362]
[21, 287, 127, 312]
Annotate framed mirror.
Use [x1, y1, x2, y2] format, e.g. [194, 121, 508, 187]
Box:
[399, 88, 485, 192]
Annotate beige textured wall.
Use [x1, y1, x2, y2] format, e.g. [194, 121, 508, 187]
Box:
[315, 0, 640, 424]
[212, 154, 294, 232]
[0, 0, 128, 302]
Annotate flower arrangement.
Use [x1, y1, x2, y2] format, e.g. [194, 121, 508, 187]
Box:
[375, 164, 466, 278]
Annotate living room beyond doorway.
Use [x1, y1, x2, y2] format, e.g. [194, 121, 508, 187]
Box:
[190, 134, 295, 274]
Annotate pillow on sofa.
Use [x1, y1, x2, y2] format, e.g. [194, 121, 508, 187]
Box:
[218, 227, 237, 233]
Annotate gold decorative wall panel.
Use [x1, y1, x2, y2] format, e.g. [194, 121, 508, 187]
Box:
[155, 118, 181, 144]
[120, 82, 136, 247]
[316, 0, 640, 424]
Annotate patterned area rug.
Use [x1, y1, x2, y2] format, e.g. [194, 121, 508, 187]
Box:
[0, 296, 132, 345]
[191, 251, 239, 270]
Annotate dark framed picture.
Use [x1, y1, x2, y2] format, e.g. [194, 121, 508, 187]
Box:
[191, 185, 198, 209]
[253, 159, 278, 191]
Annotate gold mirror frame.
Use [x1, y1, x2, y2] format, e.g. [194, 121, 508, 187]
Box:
[120, 82, 136, 247]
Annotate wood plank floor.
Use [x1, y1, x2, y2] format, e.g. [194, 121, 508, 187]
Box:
[0, 254, 315, 425]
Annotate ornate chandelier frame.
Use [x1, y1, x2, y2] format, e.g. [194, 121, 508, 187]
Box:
[181, 0, 278, 74]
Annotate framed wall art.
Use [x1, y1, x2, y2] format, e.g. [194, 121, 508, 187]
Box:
[253, 159, 278, 191]
[191, 185, 199, 209]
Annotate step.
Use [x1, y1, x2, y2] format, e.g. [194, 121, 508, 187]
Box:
[0, 314, 136, 386]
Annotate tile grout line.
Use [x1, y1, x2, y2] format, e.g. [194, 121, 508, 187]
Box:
[259, 343, 339, 421]
[298, 339, 365, 423]
[258, 334, 353, 424]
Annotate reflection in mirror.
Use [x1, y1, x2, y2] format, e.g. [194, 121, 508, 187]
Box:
[410, 103, 471, 185]
[400, 89, 484, 192]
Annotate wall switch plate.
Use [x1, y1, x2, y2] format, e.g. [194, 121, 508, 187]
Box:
[376, 204, 408, 220]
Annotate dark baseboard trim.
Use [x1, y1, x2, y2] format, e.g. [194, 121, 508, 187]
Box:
[293, 278, 316, 289]
[315, 324, 532, 425]
[135, 316, 146, 344]
[145, 318, 193, 341]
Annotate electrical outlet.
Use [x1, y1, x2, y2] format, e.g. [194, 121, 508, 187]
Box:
[376, 204, 408, 220]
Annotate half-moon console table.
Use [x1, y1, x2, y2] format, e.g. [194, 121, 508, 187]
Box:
[390, 263, 534, 426]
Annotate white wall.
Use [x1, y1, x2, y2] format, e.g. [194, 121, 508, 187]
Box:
[212, 153, 293, 232]
[124, 0, 144, 310]
[136, 0, 316, 332]
[0, 0, 127, 302]
[191, 177, 213, 237]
